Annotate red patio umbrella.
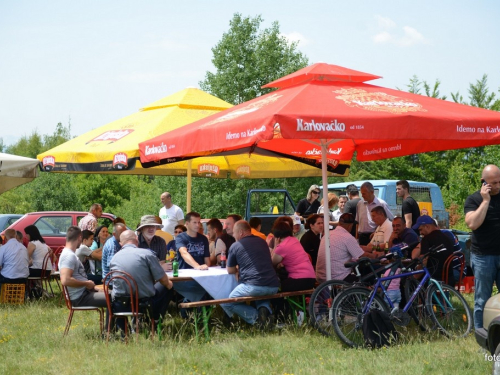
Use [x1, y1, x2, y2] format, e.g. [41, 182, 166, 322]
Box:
[139, 63, 500, 279]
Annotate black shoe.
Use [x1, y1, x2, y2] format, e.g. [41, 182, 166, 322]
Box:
[257, 307, 272, 330]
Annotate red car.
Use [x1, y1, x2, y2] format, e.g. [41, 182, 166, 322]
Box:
[1, 211, 117, 250]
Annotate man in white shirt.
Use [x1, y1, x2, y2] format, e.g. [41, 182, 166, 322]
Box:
[361, 206, 393, 252]
[159, 192, 185, 236]
[356, 181, 394, 245]
[0, 229, 29, 285]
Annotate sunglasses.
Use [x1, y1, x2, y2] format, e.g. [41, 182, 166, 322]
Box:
[312, 191, 320, 195]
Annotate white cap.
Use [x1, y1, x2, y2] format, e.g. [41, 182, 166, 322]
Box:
[291, 214, 301, 226]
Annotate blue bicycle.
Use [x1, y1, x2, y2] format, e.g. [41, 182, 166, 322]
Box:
[330, 244, 472, 348]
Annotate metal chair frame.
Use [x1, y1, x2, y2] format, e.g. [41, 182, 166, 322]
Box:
[61, 285, 104, 336]
[442, 250, 466, 288]
[103, 270, 155, 344]
[27, 252, 53, 299]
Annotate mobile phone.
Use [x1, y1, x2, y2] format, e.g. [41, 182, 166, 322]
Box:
[481, 178, 487, 186]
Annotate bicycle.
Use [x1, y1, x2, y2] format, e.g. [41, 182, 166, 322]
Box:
[330, 244, 472, 348]
[308, 247, 408, 337]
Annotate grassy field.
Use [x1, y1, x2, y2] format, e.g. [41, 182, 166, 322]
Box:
[0, 289, 492, 375]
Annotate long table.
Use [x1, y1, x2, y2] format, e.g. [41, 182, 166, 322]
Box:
[166, 266, 238, 300]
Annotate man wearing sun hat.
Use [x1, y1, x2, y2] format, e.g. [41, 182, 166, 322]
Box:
[411, 215, 455, 285]
[137, 215, 169, 268]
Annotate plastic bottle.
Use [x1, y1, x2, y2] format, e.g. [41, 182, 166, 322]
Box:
[172, 259, 179, 277]
[220, 248, 227, 268]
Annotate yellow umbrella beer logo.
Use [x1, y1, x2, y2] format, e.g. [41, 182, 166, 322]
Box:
[112, 153, 128, 170]
[42, 155, 56, 171]
[198, 163, 220, 176]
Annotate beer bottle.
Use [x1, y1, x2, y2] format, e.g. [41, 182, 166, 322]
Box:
[172, 259, 179, 277]
[385, 241, 389, 254]
[220, 248, 227, 268]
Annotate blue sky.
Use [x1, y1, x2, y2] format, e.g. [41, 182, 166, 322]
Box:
[1, 1, 499, 146]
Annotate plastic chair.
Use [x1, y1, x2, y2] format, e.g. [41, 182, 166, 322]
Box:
[103, 270, 155, 344]
[442, 251, 465, 289]
[61, 285, 104, 336]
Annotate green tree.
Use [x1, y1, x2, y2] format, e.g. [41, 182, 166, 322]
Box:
[199, 13, 308, 104]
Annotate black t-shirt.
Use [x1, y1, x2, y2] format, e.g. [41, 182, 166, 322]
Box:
[227, 235, 279, 287]
[420, 230, 454, 282]
[402, 196, 420, 226]
[175, 232, 210, 269]
[300, 230, 321, 268]
[464, 191, 500, 255]
[296, 198, 320, 219]
[344, 197, 360, 236]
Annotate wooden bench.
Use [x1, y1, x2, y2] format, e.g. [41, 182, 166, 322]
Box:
[178, 289, 314, 341]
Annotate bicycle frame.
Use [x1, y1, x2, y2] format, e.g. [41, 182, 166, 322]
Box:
[360, 257, 454, 316]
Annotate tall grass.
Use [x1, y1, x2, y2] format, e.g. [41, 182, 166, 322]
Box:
[0, 290, 491, 375]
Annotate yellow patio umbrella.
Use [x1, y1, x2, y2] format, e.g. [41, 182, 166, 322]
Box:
[38, 88, 347, 209]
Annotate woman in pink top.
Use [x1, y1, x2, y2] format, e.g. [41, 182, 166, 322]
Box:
[271, 221, 316, 292]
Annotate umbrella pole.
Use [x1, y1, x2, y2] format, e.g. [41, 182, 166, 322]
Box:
[320, 141, 332, 281]
[187, 160, 192, 212]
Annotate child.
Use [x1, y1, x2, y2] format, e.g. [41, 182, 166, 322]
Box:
[383, 266, 401, 310]
[76, 230, 102, 285]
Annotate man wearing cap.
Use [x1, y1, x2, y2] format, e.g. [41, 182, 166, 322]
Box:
[411, 215, 454, 284]
[356, 182, 394, 246]
[464, 164, 500, 330]
[291, 214, 306, 240]
[137, 215, 169, 268]
[316, 213, 385, 283]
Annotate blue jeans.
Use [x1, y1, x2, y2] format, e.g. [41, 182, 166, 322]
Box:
[221, 283, 278, 325]
[471, 253, 500, 329]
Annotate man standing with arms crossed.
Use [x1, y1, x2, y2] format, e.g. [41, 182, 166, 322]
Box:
[159, 192, 184, 236]
[465, 164, 500, 330]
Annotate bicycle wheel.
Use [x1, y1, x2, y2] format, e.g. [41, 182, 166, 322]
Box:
[308, 279, 349, 337]
[425, 283, 472, 338]
[331, 287, 389, 348]
[404, 277, 432, 332]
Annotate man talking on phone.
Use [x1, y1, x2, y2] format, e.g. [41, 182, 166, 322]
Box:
[464, 164, 500, 330]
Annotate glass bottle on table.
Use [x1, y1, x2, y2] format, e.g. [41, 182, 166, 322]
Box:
[172, 258, 179, 277]
[220, 248, 227, 268]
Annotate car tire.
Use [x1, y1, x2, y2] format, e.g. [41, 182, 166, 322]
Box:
[493, 343, 500, 375]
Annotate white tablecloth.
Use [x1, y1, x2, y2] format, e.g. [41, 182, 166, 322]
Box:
[167, 266, 238, 300]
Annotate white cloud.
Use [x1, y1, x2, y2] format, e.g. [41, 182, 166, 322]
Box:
[399, 26, 427, 46]
[375, 15, 396, 30]
[371, 16, 428, 47]
[372, 31, 393, 44]
[281, 32, 309, 46]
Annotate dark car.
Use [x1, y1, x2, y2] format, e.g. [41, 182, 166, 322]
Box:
[0, 214, 23, 231]
[1, 211, 117, 250]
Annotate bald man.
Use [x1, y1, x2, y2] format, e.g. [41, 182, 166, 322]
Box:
[465, 164, 500, 330]
[222, 221, 279, 328]
[110, 230, 173, 325]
